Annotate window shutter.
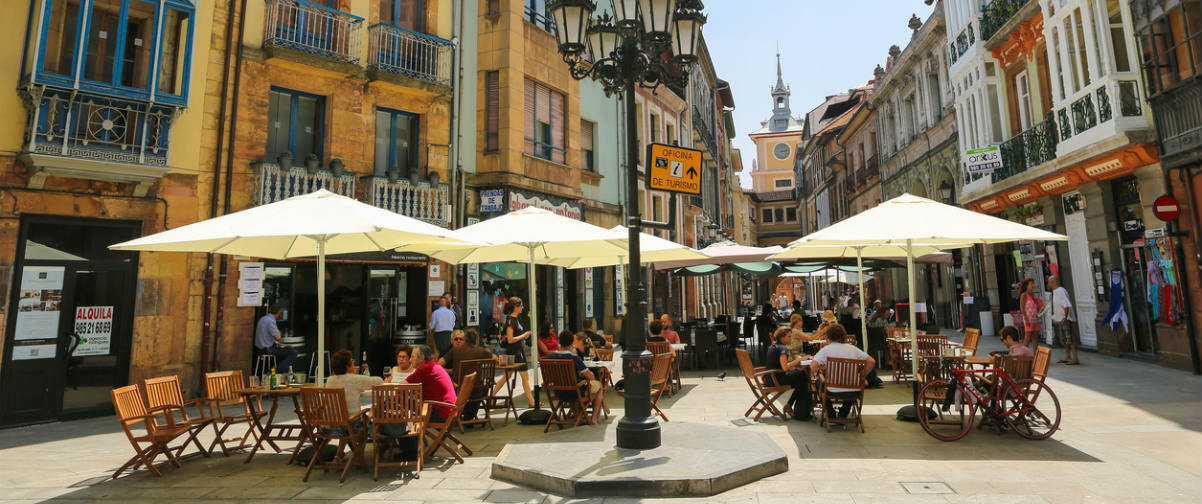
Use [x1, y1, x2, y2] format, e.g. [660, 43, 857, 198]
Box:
[551, 89, 565, 163]
[524, 79, 536, 154]
[581, 120, 594, 151]
[486, 71, 499, 150]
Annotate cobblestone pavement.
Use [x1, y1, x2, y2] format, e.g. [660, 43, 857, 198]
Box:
[1, 334, 1198, 503]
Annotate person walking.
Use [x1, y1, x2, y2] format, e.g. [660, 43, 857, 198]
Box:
[1048, 276, 1079, 365]
[430, 295, 457, 357]
[1019, 278, 1044, 351]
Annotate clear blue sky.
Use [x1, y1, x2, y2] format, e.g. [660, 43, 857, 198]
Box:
[701, 0, 936, 188]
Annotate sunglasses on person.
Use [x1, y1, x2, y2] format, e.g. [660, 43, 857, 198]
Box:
[452, 337, 465, 341]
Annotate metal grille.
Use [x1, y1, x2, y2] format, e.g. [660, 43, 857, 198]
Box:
[264, 0, 364, 65]
[367, 24, 453, 86]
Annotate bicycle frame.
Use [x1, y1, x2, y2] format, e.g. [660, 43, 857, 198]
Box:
[947, 366, 1039, 420]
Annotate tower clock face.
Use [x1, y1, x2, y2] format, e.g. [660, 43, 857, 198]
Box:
[773, 143, 791, 160]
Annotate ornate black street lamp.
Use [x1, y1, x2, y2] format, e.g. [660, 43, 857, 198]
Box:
[548, 0, 705, 450]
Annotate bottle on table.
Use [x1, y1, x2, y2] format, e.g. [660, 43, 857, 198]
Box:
[269, 368, 277, 388]
[361, 351, 369, 376]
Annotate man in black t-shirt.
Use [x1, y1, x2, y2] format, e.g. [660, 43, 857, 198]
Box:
[581, 318, 609, 348]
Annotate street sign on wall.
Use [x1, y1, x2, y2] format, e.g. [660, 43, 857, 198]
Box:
[646, 143, 703, 195]
[1153, 194, 1181, 222]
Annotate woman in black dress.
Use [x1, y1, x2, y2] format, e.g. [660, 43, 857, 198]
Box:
[493, 296, 534, 408]
[766, 327, 813, 421]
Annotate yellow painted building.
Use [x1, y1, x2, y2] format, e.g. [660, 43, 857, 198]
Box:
[748, 54, 803, 246]
[0, 0, 219, 425]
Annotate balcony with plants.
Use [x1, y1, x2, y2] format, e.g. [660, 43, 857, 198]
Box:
[263, 0, 365, 71]
[254, 154, 358, 205]
[948, 21, 977, 65]
[1053, 75, 1150, 156]
[367, 24, 453, 92]
[980, 0, 1032, 43]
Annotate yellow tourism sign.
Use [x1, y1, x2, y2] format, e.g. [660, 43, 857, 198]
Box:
[646, 143, 703, 195]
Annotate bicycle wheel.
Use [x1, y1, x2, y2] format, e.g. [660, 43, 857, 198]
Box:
[918, 378, 976, 441]
[1003, 378, 1061, 440]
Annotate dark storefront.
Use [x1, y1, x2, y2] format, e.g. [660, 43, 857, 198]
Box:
[1, 216, 140, 426]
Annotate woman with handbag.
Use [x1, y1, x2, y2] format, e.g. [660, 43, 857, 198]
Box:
[1019, 278, 1044, 352]
[493, 297, 535, 408]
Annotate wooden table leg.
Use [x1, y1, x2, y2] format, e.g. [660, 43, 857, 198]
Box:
[244, 395, 282, 463]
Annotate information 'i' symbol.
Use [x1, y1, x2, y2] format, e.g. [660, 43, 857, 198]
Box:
[670, 160, 683, 177]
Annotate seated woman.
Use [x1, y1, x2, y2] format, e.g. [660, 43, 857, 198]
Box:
[786, 313, 808, 355]
[537, 321, 558, 359]
[387, 345, 416, 383]
[767, 327, 813, 421]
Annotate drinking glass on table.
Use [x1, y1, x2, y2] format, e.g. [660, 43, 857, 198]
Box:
[249, 375, 260, 388]
[382, 366, 392, 379]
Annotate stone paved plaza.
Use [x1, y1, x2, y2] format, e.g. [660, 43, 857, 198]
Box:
[1, 335, 1198, 504]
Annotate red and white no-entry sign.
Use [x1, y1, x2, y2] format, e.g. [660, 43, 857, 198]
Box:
[1153, 194, 1181, 222]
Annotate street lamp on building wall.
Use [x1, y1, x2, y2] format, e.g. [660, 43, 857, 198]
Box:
[548, 0, 705, 450]
[939, 180, 953, 203]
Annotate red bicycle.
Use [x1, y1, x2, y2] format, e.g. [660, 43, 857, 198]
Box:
[917, 357, 1061, 441]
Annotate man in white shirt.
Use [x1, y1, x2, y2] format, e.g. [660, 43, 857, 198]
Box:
[810, 324, 875, 419]
[1047, 276, 1079, 365]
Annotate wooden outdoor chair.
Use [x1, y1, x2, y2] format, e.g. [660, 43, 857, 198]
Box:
[818, 357, 869, 433]
[962, 328, 981, 355]
[370, 384, 424, 480]
[735, 348, 791, 421]
[454, 359, 497, 432]
[541, 360, 595, 432]
[617, 352, 672, 422]
[594, 347, 614, 361]
[203, 370, 266, 456]
[1033, 346, 1051, 382]
[603, 334, 614, 346]
[980, 355, 1035, 433]
[143, 375, 213, 459]
[110, 384, 190, 479]
[299, 387, 368, 482]
[423, 372, 476, 463]
[646, 341, 680, 394]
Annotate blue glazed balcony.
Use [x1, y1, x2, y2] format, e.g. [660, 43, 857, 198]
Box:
[22, 86, 175, 194]
[264, 0, 364, 67]
[367, 24, 453, 90]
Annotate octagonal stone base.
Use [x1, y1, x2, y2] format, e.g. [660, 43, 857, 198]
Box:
[490, 422, 787, 498]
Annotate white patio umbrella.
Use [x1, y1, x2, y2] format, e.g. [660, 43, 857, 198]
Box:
[395, 207, 631, 400]
[548, 225, 707, 269]
[110, 189, 479, 385]
[653, 241, 785, 270]
[773, 193, 1066, 392]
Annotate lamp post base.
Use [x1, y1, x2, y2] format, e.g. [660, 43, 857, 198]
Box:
[615, 416, 661, 449]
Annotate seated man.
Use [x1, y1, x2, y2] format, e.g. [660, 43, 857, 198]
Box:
[406, 344, 458, 424]
[255, 304, 298, 372]
[544, 332, 606, 425]
[439, 329, 494, 372]
[809, 324, 875, 419]
[581, 318, 610, 349]
[322, 349, 384, 436]
[647, 320, 677, 357]
[658, 314, 681, 344]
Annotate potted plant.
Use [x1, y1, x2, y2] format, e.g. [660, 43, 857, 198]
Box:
[304, 153, 321, 174]
[409, 168, 421, 183]
[276, 151, 293, 168]
[329, 158, 345, 178]
[428, 170, 440, 185]
[386, 165, 401, 182]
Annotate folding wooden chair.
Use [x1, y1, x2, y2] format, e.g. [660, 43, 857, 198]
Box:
[455, 359, 496, 432]
[648, 353, 673, 421]
[203, 371, 267, 456]
[143, 375, 213, 459]
[541, 360, 594, 432]
[735, 348, 791, 421]
[818, 357, 868, 433]
[1033, 346, 1051, 382]
[962, 328, 981, 355]
[370, 384, 424, 480]
[647, 341, 680, 394]
[110, 384, 190, 479]
[299, 387, 368, 482]
[423, 373, 475, 463]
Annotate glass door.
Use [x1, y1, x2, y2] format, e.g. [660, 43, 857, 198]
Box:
[61, 265, 131, 415]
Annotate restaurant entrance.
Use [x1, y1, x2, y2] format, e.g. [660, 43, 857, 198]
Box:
[0, 216, 139, 426]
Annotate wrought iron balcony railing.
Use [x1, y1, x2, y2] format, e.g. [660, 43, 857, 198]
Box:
[367, 24, 453, 87]
[27, 87, 173, 166]
[950, 23, 975, 64]
[980, 0, 1031, 42]
[1150, 82, 1202, 158]
[1057, 77, 1145, 142]
[254, 162, 357, 205]
[992, 115, 1058, 183]
[525, 6, 557, 34]
[264, 0, 364, 65]
[369, 176, 450, 226]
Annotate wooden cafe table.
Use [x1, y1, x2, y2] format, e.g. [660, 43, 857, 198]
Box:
[236, 383, 309, 463]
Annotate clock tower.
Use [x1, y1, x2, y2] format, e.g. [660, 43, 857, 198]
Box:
[748, 51, 804, 195]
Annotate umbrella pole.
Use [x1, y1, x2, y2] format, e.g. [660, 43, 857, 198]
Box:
[317, 237, 326, 387]
[516, 246, 550, 425]
[857, 247, 868, 347]
[907, 239, 918, 379]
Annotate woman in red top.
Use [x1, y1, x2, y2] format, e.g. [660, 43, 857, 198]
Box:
[1019, 278, 1044, 351]
[537, 320, 558, 358]
[405, 344, 457, 421]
